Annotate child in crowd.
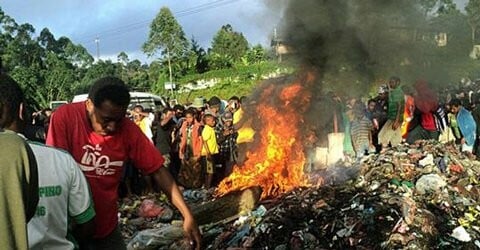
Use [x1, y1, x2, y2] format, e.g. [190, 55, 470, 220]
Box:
[350, 103, 374, 159]
[178, 108, 203, 188]
[215, 111, 238, 182]
[201, 113, 219, 189]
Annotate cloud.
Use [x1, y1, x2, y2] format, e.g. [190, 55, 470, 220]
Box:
[0, 0, 281, 63]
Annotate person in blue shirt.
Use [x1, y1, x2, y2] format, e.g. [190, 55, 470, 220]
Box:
[449, 98, 477, 155]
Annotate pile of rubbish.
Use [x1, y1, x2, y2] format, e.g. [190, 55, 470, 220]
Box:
[119, 190, 213, 249]
[121, 140, 480, 249]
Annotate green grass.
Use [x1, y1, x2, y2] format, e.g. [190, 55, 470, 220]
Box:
[171, 61, 293, 103]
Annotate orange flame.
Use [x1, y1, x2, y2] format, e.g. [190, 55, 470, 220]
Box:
[216, 75, 314, 199]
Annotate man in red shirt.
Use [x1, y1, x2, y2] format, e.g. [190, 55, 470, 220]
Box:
[47, 77, 201, 249]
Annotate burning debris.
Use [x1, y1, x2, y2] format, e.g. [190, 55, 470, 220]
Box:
[207, 140, 480, 249]
[120, 140, 480, 249]
[216, 73, 315, 199]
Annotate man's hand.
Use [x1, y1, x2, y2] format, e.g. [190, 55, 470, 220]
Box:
[461, 138, 466, 145]
[152, 168, 202, 249]
[183, 215, 202, 250]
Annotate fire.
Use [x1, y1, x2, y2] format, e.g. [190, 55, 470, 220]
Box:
[216, 74, 314, 199]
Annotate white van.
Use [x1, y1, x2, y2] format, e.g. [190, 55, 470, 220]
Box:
[72, 92, 168, 112]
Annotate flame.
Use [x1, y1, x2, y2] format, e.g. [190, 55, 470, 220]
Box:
[216, 74, 314, 199]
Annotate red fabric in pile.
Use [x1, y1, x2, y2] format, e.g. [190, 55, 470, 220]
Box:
[138, 199, 164, 218]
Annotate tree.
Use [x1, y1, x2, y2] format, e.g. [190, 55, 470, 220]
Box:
[117, 51, 129, 65]
[427, 2, 472, 83]
[38, 28, 57, 52]
[42, 52, 76, 102]
[148, 60, 165, 94]
[209, 24, 249, 69]
[80, 60, 118, 88]
[436, 0, 458, 15]
[10, 65, 45, 109]
[466, 0, 480, 44]
[190, 37, 209, 73]
[63, 41, 94, 67]
[418, 0, 439, 16]
[116, 51, 129, 83]
[128, 61, 150, 91]
[241, 44, 267, 65]
[0, 8, 100, 105]
[142, 7, 190, 81]
[3, 23, 43, 69]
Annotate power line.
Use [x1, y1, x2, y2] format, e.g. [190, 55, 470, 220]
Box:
[75, 0, 242, 44]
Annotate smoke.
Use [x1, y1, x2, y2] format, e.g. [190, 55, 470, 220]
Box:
[239, 1, 431, 162]
[268, 0, 428, 143]
[277, 0, 429, 91]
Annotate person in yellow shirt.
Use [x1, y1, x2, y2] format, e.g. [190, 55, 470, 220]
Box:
[132, 105, 155, 142]
[201, 113, 219, 189]
[131, 104, 156, 194]
[230, 96, 255, 165]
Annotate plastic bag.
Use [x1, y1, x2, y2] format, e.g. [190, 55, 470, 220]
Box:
[127, 224, 185, 250]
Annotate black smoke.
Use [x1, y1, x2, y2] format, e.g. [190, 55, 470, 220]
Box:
[239, 1, 430, 164]
[270, 0, 428, 145]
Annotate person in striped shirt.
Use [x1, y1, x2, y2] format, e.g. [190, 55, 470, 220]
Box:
[350, 103, 374, 159]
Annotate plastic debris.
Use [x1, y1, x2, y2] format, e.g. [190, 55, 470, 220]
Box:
[415, 174, 447, 195]
[126, 224, 184, 250]
[451, 226, 471, 242]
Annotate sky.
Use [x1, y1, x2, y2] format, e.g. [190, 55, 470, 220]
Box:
[0, 0, 468, 64]
[0, 0, 283, 63]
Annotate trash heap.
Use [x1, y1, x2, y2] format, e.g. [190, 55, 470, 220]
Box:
[121, 140, 480, 249]
[119, 191, 212, 249]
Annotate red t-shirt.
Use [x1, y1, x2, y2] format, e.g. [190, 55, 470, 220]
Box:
[46, 102, 164, 238]
[421, 112, 437, 131]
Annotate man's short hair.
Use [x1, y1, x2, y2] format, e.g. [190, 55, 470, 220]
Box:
[0, 73, 24, 128]
[88, 77, 130, 108]
[229, 96, 240, 102]
[162, 107, 173, 115]
[208, 96, 221, 107]
[389, 76, 401, 83]
[203, 113, 214, 122]
[133, 104, 144, 111]
[449, 98, 462, 107]
[185, 107, 197, 118]
[173, 104, 185, 112]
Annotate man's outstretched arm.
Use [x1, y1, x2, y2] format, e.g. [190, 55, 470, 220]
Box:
[152, 167, 202, 249]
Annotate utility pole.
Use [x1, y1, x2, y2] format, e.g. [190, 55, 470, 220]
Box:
[273, 28, 282, 63]
[166, 34, 175, 99]
[166, 46, 174, 98]
[95, 37, 100, 61]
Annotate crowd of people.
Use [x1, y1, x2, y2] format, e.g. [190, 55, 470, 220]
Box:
[113, 75, 480, 199]
[121, 94, 248, 194]
[3, 72, 480, 250]
[329, 76, 480, 162]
